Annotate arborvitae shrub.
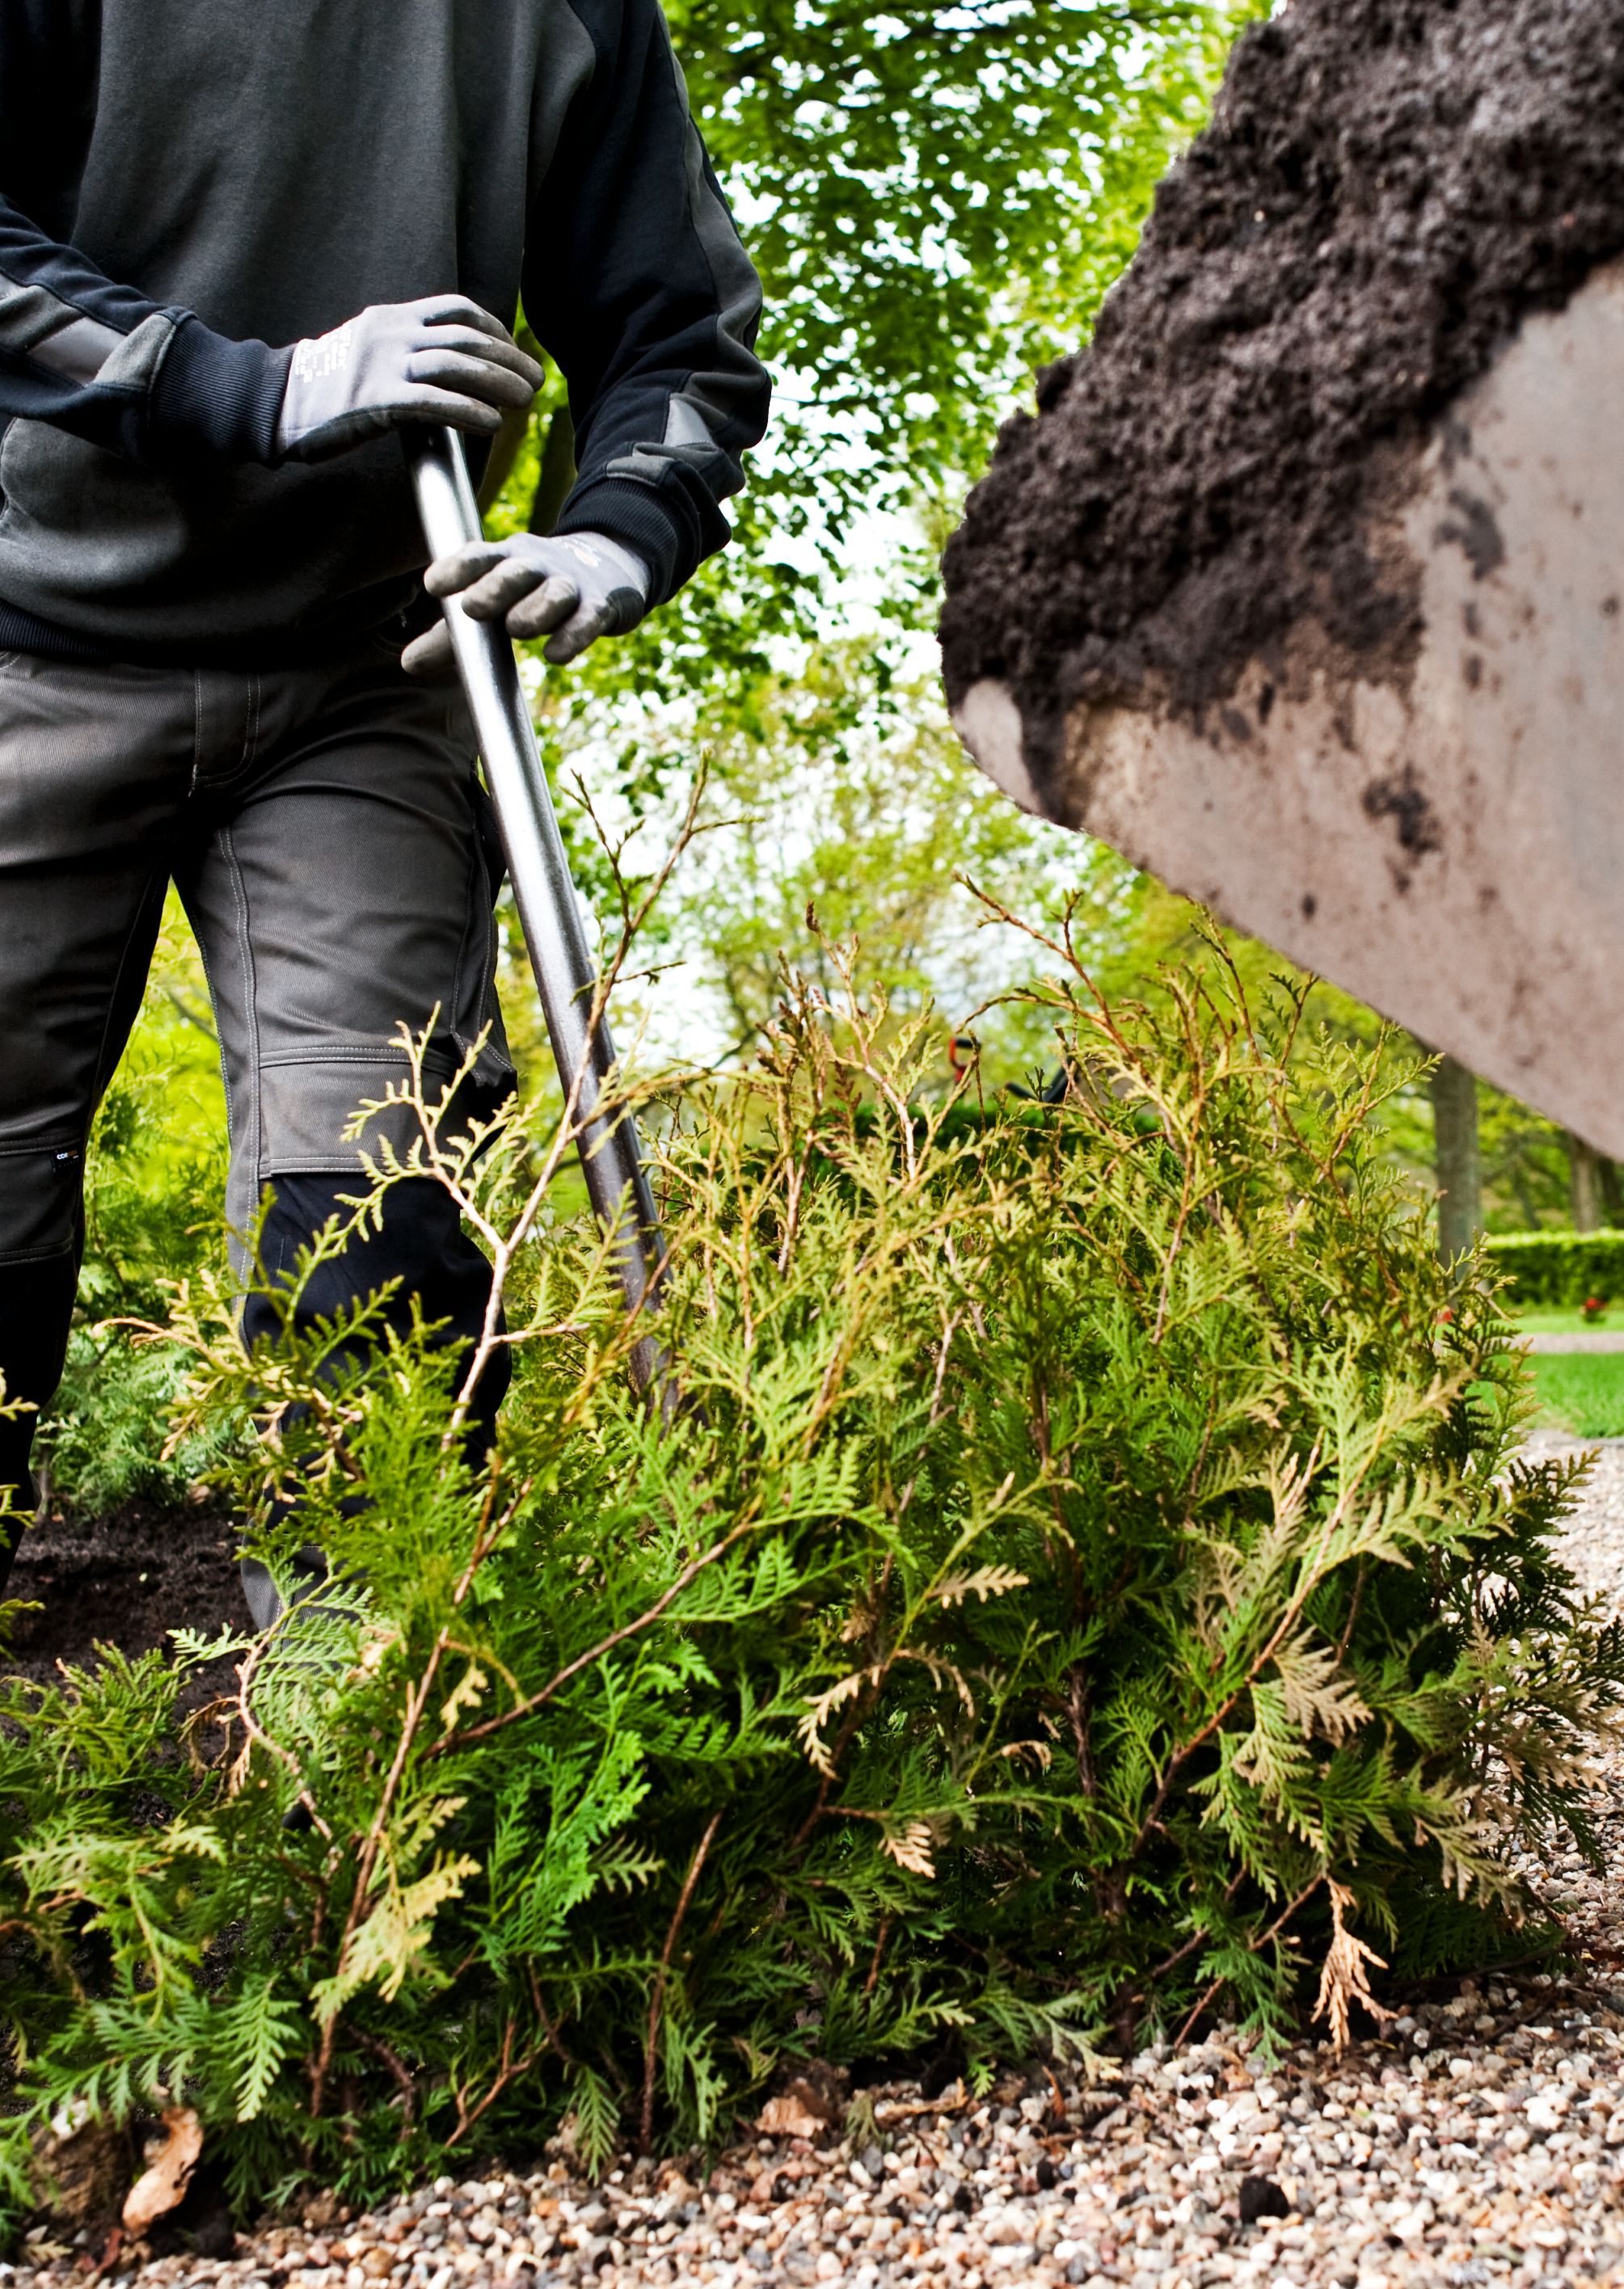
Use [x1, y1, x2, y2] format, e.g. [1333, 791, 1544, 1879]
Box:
[3, 935, 1621, 2220]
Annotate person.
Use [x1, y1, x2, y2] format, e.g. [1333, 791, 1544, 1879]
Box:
[0, 0, 770, 1612]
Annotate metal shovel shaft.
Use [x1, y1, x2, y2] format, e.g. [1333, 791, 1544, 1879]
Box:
[407, 428, 664, 1365]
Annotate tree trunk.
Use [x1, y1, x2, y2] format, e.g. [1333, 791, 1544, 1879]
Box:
[1603, 1157, 1624, 1228]
[1567, 1131, 1609, 1232]
[1429, 1054, 1483, 1267]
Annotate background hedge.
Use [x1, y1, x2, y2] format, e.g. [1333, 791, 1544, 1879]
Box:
[1485, 1230, 1624, 1308]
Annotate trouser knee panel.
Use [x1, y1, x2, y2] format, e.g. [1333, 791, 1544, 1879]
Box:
[245, 1172, 511, 1429]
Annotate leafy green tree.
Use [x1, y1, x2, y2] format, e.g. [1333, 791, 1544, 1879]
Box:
[525, 643, 1111, 1077]
[493, 0, 1271, 719]
[672, 0, 1260, 525]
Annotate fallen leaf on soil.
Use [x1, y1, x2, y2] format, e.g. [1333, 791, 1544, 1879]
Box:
[122, 2108, 203, 2232]
[755, 2095, 825, 2138]
[874, 2081, 969, 2122]
[756, 2061, 849, 2139]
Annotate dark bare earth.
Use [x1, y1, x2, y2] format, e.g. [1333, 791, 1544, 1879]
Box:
[939, 0, 1624, 775]
[3, 1502, 243, 1705]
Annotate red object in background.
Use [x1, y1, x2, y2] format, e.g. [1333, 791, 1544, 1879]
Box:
[948, 1034, 978, 1082]
[1583, 1295, 1609, 1324]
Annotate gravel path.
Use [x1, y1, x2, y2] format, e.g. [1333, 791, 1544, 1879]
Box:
[1521, 1333, 1624, 1353]
[9, 1439, 1624, 2289]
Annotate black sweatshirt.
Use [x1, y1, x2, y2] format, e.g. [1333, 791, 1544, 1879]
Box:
[0, 0, 769, 662]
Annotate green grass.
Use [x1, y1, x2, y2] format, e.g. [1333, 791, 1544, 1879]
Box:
[1529, 1351, 1624, 1438]
[1513, 1306, 1621, 1336]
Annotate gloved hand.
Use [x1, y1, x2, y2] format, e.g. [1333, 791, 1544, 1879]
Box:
[276, 296, 543, 463]
[403, 529, 652, 677]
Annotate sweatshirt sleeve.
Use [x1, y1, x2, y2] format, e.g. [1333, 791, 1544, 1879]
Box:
[0, 195, 289, 463]
[525, 0, 770, 605]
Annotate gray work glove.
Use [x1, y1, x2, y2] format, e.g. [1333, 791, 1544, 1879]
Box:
[276, 296, 542, 463]
[403, 530, 652, 677]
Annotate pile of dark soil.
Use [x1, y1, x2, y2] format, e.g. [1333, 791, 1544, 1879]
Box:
[3, 1500, 243, 1706]
[939, 0, 1624, 771]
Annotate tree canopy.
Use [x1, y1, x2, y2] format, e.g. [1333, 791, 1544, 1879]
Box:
[675, 0, 1256, 524]
[471, 2, 1273, 1084]
[500, 0, 1267, 683]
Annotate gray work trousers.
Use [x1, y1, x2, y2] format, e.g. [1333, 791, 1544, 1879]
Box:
[0, 636, 517, 1579]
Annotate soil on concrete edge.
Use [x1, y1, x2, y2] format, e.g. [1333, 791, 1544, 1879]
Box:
[3, 1499, 244, 1710]
[939, 0, 1624, 778]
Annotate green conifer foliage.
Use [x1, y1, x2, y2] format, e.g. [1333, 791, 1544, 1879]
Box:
[3, 928, 1619, 2219]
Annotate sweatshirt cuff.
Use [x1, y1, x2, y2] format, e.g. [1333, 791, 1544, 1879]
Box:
[147, 314, 293, 463]
[555, 477, 690, 606]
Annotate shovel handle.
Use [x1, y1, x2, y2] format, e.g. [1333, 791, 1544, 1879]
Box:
[407, 428, 664, 1373]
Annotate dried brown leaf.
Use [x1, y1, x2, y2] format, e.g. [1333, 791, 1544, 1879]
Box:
[121, 2108, 203, 2233]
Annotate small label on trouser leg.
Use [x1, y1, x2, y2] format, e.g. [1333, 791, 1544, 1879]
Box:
[0, 1143, 85, 1260]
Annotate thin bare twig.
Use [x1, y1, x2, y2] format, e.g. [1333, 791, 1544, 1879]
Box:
[445, 2017, 541, 2150]
[1171, 1974, 1227, 2052]
[230, 1632, 333, 1841]
[641, 1811, 723, 2151]
[864, 1916, 893, 1996]
[356, 2031, 420, 2123]
[430, 1515, 763, 1758]
[1145, 1871, 1248, 1985]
